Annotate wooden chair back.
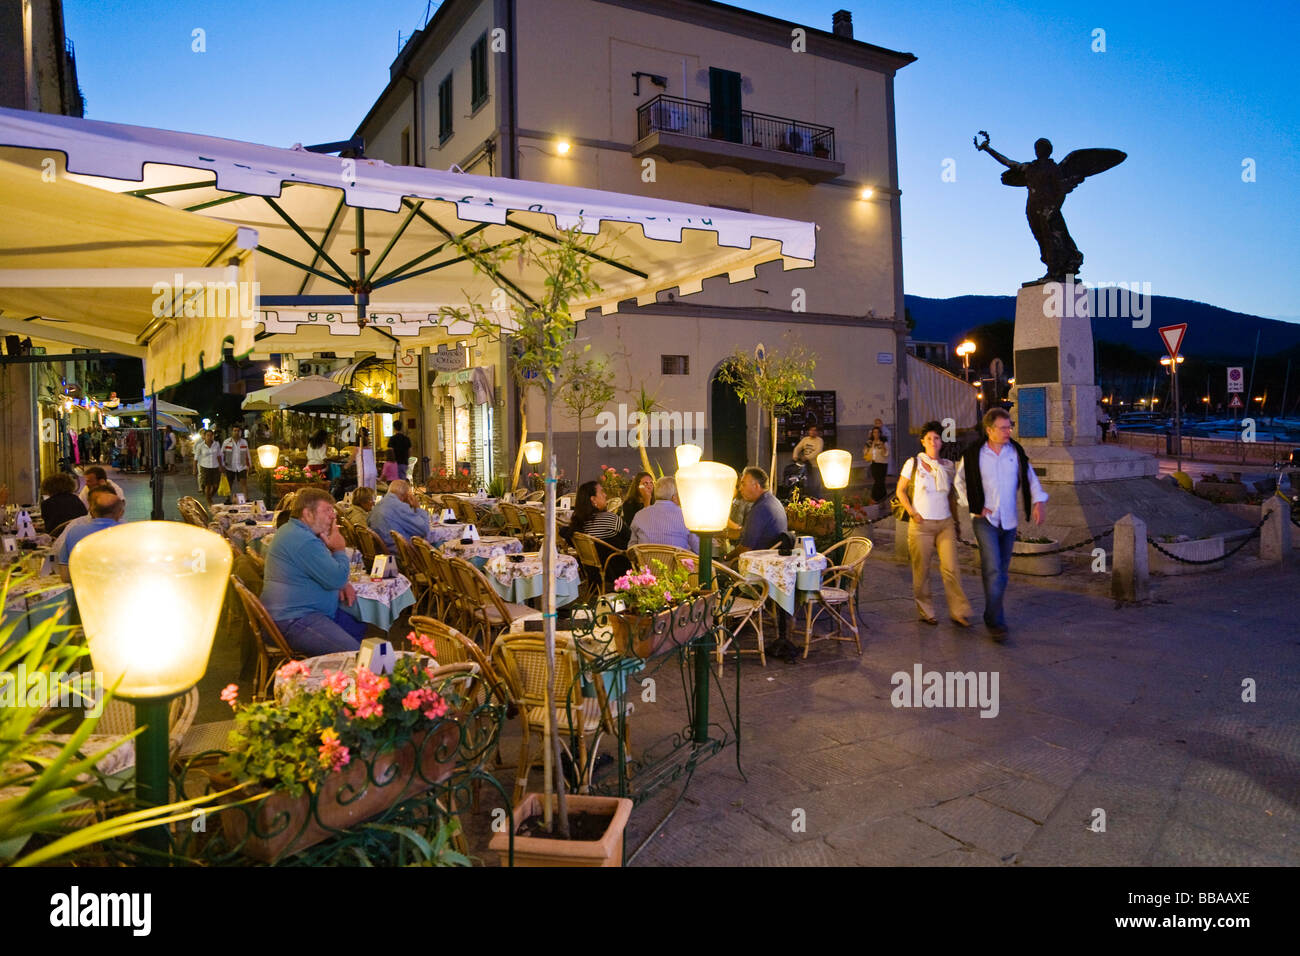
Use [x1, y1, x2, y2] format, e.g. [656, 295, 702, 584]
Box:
[571, 532, 624, 595]
[498, 501, 524, 536]
[230, 576, 303, 698]
[448, 556, 516, 647]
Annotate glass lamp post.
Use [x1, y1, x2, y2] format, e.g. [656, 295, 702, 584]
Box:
[256, 444, 279, 469]
[676, 461, 737, 743]
[523, 442, 543, 491]
[816, 449, 852, 541]
[69, 522, 232, 851]
[674, 443, 702, 469]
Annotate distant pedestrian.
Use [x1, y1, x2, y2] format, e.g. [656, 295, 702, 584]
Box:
[864, 425, 889, 503]
[954, 408, 1048, 641]
[388, 420, 412, 480]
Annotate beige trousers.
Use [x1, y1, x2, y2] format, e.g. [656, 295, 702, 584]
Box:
[908, 516, 972, 621]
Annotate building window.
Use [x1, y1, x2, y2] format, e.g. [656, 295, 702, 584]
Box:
[661, 355, 689, 375]
[438, 74, 454, 144]
[470, 34, 489, 110]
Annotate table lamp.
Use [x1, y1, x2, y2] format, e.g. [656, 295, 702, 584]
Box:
[69, 521, 232, 851]
[674, 443, 702, 469]
[816, 449, 852, 541]
[675, 460, 736, 745]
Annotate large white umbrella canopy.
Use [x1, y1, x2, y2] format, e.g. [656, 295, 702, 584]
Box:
[117, 399, 200, 417]
[0, 106, 815, 364]
[241, 375, 343, 411]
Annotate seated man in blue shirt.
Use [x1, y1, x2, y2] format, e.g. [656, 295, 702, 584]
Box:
[56, 487, 123, 582]
[367, 479, 430, 549]
[723, 467, 799, 662]
[260, 487, 367, 656]
[628, 475, 699, 552]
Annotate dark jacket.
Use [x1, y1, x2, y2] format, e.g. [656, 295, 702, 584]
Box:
[960, 436, 1032, 520]
[41, 492, 87, 533]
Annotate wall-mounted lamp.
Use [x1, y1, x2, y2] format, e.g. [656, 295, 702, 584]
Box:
[632, 71, 668, 96]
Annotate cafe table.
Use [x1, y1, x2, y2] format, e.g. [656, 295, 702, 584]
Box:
[737, 548, 828, 616]
[344, 570, 416, 630]
[2, 573, 72, 645]
[483, 551, 580, 607]
[424, 521, 471, 545]
[439, 535, 522, 567]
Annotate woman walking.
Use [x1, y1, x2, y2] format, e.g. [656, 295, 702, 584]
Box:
[864, 425, 889, 503]
[896, 420, 972, 627]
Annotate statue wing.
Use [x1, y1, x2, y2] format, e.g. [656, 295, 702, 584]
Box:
[1000, 167, 1027, 187]
[1058, 148, 1127, 191]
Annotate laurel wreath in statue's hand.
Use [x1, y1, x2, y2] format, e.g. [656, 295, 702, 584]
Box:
[974, 131, 990, 151]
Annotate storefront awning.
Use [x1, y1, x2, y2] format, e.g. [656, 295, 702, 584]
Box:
[0, 157, 257, 391]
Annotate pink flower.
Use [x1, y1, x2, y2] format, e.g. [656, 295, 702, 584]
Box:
[278, 660, 311, 681]
[322, 670, 350, 696]
[318, 727, 350, 771]
[407, 630, 439, 659]
[664, 591, 673, 602]
[220, 684, 239, 709]
[680, 558, 696, 571]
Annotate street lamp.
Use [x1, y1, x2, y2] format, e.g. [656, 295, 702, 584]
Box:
[70, 522, 231, 852]
[256, 444, 279, 469]
[523, 441, 543, 465]
[675, 461, 736, 744]
[1160, 355, 1185, 470]
[816, 449, 852, 541]
[956, 341, 976, 383]
[674, 443, 702, 469]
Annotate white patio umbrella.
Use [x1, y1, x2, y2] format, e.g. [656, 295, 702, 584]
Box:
[241, 375, 343, 411]
[117, 399, 200, 417]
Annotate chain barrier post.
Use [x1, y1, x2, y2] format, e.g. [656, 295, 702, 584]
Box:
[1261, 496, 1291, 564]
[1112, 513, 1149, 602]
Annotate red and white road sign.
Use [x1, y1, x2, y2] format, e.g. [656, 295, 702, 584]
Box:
[1227, 366, 1244, 393]
[1228, 395, 1243, 409]
[1158, 323, 1187, 360]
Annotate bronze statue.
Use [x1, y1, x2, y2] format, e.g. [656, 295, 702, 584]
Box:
[974, 131, 1125, 284]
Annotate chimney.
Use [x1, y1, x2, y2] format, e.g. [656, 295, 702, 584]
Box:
[832, 10, 853, 38]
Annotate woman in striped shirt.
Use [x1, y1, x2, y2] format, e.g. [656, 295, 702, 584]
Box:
[568, 479, 632, 578]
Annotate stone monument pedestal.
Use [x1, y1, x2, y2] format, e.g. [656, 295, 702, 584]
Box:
[1002, 280, 1245, 546]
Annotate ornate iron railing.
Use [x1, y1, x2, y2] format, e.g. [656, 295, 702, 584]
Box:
[636, 94, 836, 160]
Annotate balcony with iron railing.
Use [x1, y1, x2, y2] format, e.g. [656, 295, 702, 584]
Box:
[633, 95, 845, 183]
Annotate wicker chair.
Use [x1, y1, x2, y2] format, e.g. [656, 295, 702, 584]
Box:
[389, 531, 429, 610]
[498, 501, 526, 537]
[425, 548, 466, 632]
[525, 490, 545, 503]
[490, 633, 609, 801]
[571, 532, 626, 600]
[408, 615, 515, 720]
[176, 497, 208, 528]
[336, 517, 360, 550]
[800, 536, 873, 659]
[627, 544, 697, 573]
[450, 497, 479, 526]
[94, 687, 199, 763]
[408, 537, 441, 616]
[711, 562, 771, 672]
[523, 506, 547, 541]
[448, 556, 534, 650]
[356, 526, 389, 567]
[230, 577, 304, 699]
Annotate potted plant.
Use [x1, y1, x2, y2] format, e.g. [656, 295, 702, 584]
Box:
[605, 559, 718, 658]
[1147, 533, 1225, 575]
[211, 636, 467, 862]
[599, 465, 631, 501]
[785, 489, 835, 537]
[271, 463, 329, 497]
[1010, 533, 1062, 576]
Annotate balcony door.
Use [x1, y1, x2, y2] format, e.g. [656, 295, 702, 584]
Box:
[709, 68, 742, 144]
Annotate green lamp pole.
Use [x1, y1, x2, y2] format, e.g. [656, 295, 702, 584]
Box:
[817, 450, 852, 542]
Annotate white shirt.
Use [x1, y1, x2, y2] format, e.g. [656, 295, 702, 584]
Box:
[899, 456, 954, 520]
[221, 437, 250, 472]
[306, 445, 329, 466]
[954, 441, 1048, 530]
[78, 478, 125, 508]
[195, 440, 222, 469]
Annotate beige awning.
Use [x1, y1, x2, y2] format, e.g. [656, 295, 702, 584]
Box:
[0, 157, 257, 390]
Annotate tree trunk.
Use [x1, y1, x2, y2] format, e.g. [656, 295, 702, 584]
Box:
[574, 412, 582, 487]
[636, 416, 652, 474]
[768, 407, 778, 483]
[511, 400, 528, 490]
[542, 383, 569, 837]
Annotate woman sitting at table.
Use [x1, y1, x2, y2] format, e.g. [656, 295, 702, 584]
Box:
[305, 428, 330, 478]
[620, 471, 654, 526]
[40, 472, 87, 533]
[260, 487, 366, 655]
[565, 479, 631, 579]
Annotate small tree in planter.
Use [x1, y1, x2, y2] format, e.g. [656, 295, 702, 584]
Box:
[438, 225, 623, 844]
[558, 352, 616, 484]
[717, 342, 816, 479]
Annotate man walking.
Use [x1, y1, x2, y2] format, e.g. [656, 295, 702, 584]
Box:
[388, 420, 413, 480]
[194, 429, 223, 508]
[221, 425, 251, 500]
[954, 408, 1048, 641]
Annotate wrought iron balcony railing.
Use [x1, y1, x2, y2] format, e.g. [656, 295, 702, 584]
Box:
[636, 94, 836, 160]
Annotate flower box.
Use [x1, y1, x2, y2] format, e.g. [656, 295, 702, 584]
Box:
[489, 792, 633, 867]
[1148, 536, 1224, 575]
[608, 592, 718, 658]
[273, 480, 330, 498]
[1010, 539, 1062, 576]
[212, 722, 459, 863]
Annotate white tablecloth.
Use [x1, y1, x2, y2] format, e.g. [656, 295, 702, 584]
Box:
[440, 535, 523, 566]
[737, 549, 828, 615]
[344, 572, 416, 629]
[484, 552, 580, 605]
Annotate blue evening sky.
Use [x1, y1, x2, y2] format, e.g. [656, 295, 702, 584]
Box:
[64, 0, 1299, 321]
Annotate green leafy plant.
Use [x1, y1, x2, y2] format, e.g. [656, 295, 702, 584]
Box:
[717, 341, 816, 478]
[598, 465, 631, 500]
[558, 352, 616, 482]
[785, 488, 834, 521]
[612, 559, 699, 615]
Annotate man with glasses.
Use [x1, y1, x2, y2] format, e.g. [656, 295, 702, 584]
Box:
[954, 408, 1048, 641]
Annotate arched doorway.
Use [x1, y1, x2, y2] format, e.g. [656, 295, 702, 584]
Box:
[709, 368, 748, 473]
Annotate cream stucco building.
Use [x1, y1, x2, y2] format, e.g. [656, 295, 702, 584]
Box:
[354, 0, 916, 485]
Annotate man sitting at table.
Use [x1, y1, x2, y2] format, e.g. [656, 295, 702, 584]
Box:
[724, 467, 788, 560]
[260, 488, 366, 655]
[339, 486, 375, 530]
[77, 466, 126, 510]
[367, 479, 431, 545]
[56, 488, 123, 582]
[628, 475, 699, 552]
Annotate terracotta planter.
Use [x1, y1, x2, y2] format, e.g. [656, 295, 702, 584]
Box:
[489, 792, 633, 867]
[273, 480, 330, 497]
[214, 723, 459, 862]
[1010, 540, 1062, 576]
[608, 592, 718, 658]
